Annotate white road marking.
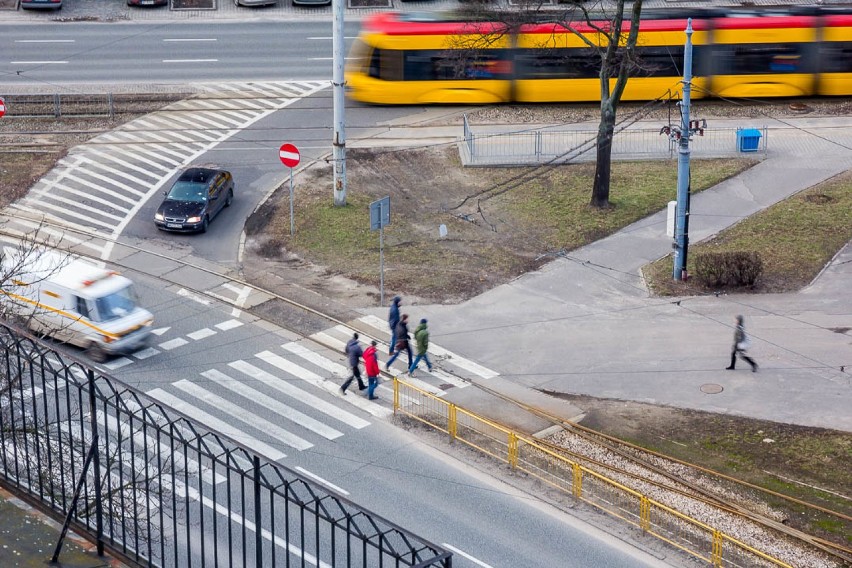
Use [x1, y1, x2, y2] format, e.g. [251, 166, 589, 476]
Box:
[151, 327, 170, 336]
[104, 357, 133, 370]
[441, 544, 495, 568]
[187, 328, 216, 341]
[163, 38, 217, 42]
[233, 358, 371, 428]
[147, 387, 286, 461]
[15, 39, 74, 43]
[282, 341, 349, 378]
[215, 319, 243, 331]
[174, 379, 312, 451]
[162, 58, 218, 63]
[10, 60, 67, 64]
[177, 288, 211, 306]
[159, 338, 188, 351]
[202, 369, 343, 440]
[133, 347, 159, 360]
[295, 467, 349, 495]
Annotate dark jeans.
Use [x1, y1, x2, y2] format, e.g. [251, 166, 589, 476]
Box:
[341, 365, 366, 392]
[409, 353, 433, 373]
[386, 342, 412, 369]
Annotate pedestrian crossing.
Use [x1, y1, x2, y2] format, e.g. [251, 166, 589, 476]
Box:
[0, 80, 329, 261]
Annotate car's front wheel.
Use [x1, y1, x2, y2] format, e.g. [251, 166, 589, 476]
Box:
[225, 189, 233, 207]
[200, 216, 209, 233]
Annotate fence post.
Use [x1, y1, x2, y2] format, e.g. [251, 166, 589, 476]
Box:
[108, 93, 114, 119]
[712, 530, 723, 567]
[507, 432, 518, 468]
[571, 463, 582, 498]
[54, 94, 61, 118]
[448, 404, 457, 441]
[535, 131, 542, 162]
[640, 496, 650, 531]
[393, 377, 399, 413]
[87, 368, 104, 556]
[253, 456, 263, 567]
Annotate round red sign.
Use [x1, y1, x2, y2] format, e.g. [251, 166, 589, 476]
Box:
[0, 98, 6, 118]
[279, 143, 300, 168]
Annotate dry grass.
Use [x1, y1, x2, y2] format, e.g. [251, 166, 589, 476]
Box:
[643, 170, 852, 296]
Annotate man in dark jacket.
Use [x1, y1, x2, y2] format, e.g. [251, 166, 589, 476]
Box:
[408, 318, 433, 377]
[341, 332, 366, 394]
[385, 314, 412, 371]
[388, 296, 401, 356]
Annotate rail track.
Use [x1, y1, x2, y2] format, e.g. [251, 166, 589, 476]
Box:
[2, 204, 850, 568]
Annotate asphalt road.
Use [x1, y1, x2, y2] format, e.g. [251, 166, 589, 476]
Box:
[1, 21, 361, 86]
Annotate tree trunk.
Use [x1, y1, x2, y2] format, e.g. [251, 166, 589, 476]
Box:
[590, 104, 616, 208]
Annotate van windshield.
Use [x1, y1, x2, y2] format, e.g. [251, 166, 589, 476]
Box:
[93, 287, 137, 322]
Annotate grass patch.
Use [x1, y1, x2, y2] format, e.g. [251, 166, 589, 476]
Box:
[255, 148, 755, 302]
[643, 169, 852, 296]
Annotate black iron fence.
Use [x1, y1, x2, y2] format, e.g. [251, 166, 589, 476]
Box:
[0, 321, 452, 568]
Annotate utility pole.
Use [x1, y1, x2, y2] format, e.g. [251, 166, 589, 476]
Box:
[332, 0, 347, 206]
[672, 18, 694, 282]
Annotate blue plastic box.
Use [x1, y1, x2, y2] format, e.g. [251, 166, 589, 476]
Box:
[737, 128, 762, 152]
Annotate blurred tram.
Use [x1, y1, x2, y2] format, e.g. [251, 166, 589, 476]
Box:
[344, 8, 852, 104]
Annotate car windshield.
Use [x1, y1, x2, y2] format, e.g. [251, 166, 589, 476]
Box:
[167, 181, 208, 202]
[93, 286, 137, 322]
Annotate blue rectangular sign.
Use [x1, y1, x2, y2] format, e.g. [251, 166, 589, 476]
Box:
[370, 196, 390, 231]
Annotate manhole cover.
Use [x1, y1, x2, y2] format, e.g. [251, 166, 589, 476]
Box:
[700, 383, 724, 394]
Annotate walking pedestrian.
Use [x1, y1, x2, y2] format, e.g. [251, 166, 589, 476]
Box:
[340, 332, 367, 395]
[364, 340, 381, 400]
[385, 314, 412, 371]
[726, 315, 758, 372]
[388, 296, 401, 356]
[408, 318, 433, 377]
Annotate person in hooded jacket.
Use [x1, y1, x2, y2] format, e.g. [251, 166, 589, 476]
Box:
[340, 332, 366, 395]
[364, 340, 381, 400]
[385, 314, 412, 371]
[726, 315, 758, 372]
[408, 318, 433, 377]
[388, 296, 401, 356]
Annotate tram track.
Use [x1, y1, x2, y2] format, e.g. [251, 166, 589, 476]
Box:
[2, 217, 850, 567]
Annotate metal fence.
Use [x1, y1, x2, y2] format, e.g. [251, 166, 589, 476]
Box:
[0, 321, 452, 568]
[393, 378, 793, 568]
[460, 118, 768, 166]
[0, 92, 192, 119]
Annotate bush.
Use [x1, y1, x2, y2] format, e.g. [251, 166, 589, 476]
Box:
[694, 251, 763, 288]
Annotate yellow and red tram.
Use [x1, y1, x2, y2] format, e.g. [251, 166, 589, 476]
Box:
[344, 10, 852, 104]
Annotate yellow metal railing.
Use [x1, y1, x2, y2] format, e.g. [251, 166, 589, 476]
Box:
[393, 378, 794, 568]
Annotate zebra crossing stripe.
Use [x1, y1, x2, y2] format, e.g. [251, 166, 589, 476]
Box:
[201, 369, 343, 440]
[147, 387, 287, 461]
[232, 358, 371, 429]
[283, 341, 349, 377]
[98, 410, 226, 486]
[173, 379, 313, 451]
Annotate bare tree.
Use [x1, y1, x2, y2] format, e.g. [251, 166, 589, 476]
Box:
[454, 0, 645, 208]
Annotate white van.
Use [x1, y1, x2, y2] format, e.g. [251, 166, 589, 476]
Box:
[1, 248, 153, 362]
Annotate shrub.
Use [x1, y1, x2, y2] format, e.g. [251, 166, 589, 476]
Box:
[694, 251, 763, 288]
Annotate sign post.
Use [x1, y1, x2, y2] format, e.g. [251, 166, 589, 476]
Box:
[369, 196, 391, 306]
[279, 143, 301, 236]
[0, 97, 6, 119]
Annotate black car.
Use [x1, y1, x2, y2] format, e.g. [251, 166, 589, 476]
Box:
[154, 167, 234, 233]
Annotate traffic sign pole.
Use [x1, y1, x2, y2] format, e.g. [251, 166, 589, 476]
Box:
[279, 143, 301, 236]
[289, 169, 295, 237]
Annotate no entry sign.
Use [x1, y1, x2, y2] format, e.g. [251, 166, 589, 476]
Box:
[0, 98, 6, 118]
[279, 143, 300, 168]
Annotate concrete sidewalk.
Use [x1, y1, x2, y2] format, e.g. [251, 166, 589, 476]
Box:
[362, 114, 852, 432]
[0, 486, 129, 568]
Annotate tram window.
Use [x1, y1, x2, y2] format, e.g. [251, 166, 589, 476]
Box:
[820, 42, 852, 73]
[515, 48, 599, 79]
[376, 49, 403, 81]
[715, 43, 809, 75]
[633, 46, 685, 78]
[402, 50, 506, 81]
